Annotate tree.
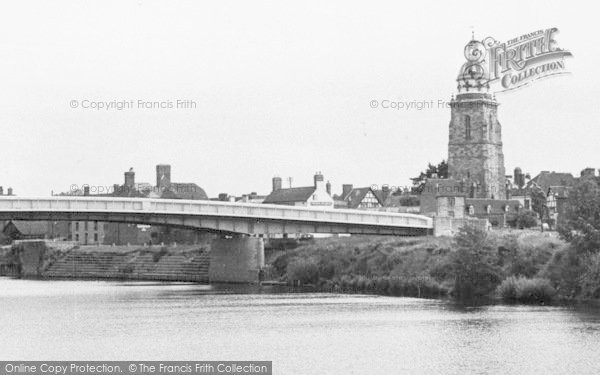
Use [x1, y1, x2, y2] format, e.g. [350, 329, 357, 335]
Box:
[559, 175, 600, 254]
[449, 226, 502, 298]
[515, 209, 539, 229]
[411, 160, 448, 193]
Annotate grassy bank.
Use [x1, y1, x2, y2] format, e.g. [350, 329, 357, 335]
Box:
[265, 229, 595, 304]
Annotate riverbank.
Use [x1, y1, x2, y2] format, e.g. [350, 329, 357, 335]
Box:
[264, 229, 599, 304]
[0, 242, 210, 282]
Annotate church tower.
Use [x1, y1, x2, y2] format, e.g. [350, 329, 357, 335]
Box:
[447, 37, 506, 200]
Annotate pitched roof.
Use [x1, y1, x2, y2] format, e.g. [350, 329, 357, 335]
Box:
[161, 183, 208, 200]
[529, 171, 576, 193]
[465, 199, 521, 214]
[263, 186, 316, 204]
[4, 221, 49, 236]
[343, 187, 370, 208]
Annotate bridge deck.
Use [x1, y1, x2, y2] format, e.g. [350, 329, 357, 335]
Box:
[0, 197, 433, 236]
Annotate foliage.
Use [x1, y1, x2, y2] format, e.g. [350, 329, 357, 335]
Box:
[410, 160, 448, 192]
[497, 276, 556, 304]
[448, 226, 502, 298]
[515, 209, 539, 229]
[539, 247, 583, 299]
[559, 175, 600, 254]
[286, 258, 319, 285]
[579, 253, 600, 299]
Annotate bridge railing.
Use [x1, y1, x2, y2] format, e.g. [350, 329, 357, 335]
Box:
[0, 196, 433, 229]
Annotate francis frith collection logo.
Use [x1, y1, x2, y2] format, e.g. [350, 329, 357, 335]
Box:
[460, 27, 573, 92]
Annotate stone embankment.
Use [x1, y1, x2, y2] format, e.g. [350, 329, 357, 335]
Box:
[3, 241, 210, 282]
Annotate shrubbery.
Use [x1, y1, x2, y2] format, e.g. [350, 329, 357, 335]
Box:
[267, 226, 600, 303]
[497, 276, 555, 304]
[286, 258, 319, 285]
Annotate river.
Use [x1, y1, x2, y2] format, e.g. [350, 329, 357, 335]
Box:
[1, 278, 599, 374]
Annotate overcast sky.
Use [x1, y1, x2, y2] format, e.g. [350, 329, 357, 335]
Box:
[0, 0, 594, 197]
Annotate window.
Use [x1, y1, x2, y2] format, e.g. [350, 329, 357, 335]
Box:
[489, 115, 493, 139]
[75, 234, 79, 242]
[486, 205, 492, 214]
[465, 115, 471, 139]
[84, 222, 88, 231]
[449, 197, 455, 208]
[94, 233, 98, 243]
[468, 205, 475, 215]
[75, 222, 79, 231]
[94, 221, 98, 231]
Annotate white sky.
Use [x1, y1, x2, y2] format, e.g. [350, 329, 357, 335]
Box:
[0, 0, 594, 197]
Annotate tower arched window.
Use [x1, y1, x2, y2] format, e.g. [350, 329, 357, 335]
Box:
[489, 115, 493, 140]
[465, 115, 471, 140]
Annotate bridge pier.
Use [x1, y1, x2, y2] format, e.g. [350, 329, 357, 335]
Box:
[208, 236, 264, 284]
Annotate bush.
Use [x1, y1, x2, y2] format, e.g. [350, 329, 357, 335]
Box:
[287, 258, 319, 285]
[579, 253, 600, 300]
[516, 209, 538, 229]
[539, 247, 583, 298]
[449, 226, 502, 298]
[497, 276, 555, 304]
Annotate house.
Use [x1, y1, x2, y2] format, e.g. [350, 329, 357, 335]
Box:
[2, 221, 50, 241]
[263, 173, 334, 208]
[337, 184, 383, 210]
[464, 198, 521, 227]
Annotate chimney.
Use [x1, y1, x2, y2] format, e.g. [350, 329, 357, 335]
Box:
[326, 181, 331, 195]
[272, 176, 282, 192]
[314, 172, 324, 189]
[0, 186, 3, 195]
[7, 187, 13, 196]
[83, 185, 90, 196]
[156, 164, 171, 190]
[342, 184, 353, 198]
[124, 167, 135, 189]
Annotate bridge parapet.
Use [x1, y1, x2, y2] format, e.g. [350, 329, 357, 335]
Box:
[0, 196, 432, 235]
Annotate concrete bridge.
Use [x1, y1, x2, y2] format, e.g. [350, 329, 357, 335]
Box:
[0, 196, 433, 283]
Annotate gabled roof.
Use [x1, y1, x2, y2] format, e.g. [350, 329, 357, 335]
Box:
[528, 171, 576, 193]
[3, 221, 49, 236]
[372, 189, 391, 204]
[342, 187, 382, 209]
[263, 186, 316, 204]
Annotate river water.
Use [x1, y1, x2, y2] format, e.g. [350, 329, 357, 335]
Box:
[1, 278, 599, 374]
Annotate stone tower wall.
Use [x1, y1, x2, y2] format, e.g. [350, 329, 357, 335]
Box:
[447, 93, 505, 199]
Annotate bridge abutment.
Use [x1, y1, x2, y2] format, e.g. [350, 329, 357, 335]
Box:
[209, 236, 264, 284]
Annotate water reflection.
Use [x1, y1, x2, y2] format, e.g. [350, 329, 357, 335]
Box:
[1, 277, 599, 374]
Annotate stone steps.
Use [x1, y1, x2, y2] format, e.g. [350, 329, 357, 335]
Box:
[42, 249, 210, 282]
